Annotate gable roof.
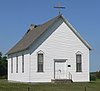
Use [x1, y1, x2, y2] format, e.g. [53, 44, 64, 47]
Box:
[7, 15, 92, 55]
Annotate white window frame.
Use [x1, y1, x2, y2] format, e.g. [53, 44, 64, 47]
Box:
[11, 57, 13, 73]
[37, 50, 44, 72]
[16, 56, 18, 73]
[22, 54, 24, 73]
[76, 51, 82, 72]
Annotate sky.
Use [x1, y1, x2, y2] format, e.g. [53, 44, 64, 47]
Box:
[0, 0, 99, 72]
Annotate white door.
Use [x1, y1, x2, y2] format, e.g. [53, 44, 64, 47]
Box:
[55, 60, 67, 79]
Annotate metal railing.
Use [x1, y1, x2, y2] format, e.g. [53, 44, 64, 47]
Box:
[55, 70, 72, 80]
[68, 72, 72, 80]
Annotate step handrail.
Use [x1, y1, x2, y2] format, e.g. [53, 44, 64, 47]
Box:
[69, 72, 72, 80]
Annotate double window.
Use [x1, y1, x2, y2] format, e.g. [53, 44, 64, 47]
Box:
[37, 52, 44, 72]
[76, 53, 82, 72]
[11, 54, 24, 73]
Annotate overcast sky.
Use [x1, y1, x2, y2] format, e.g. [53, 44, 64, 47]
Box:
[0, 0, 99, 72]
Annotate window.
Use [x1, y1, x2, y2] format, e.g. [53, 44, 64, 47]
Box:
[76, 54, 82, 72]
[22, 54, 24, 73]
[37, 53, 43, 72]
[16, 56, 18, 73]
[11, 57, 13, 73]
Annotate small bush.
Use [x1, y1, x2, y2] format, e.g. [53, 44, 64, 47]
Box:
[0, 75, 7, 79]
[90, 75, 96, 81]
[96, 71, 100, 79]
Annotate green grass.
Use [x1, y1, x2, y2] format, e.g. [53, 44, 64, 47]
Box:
[0, 79, 100, 91]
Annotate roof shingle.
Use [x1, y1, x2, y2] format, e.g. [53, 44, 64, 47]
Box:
[7, 15, 92, 55]
[7, 15, 61, 54]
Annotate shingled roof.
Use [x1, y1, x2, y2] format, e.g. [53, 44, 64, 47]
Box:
[7, 15, 92, 55]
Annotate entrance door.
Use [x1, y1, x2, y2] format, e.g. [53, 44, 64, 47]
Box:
[54, 60, 67, 79]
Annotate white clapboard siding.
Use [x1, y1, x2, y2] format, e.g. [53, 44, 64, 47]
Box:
[8, 50, 30, 82]
[8, 17, 90, 82]
[29, 18, 89, 82]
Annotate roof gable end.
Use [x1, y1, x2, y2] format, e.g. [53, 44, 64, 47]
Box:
[60, 15, 92, 50]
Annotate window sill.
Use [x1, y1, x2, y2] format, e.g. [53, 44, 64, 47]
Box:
[37, 71, 44, 73]
[76, 71, 82, 73]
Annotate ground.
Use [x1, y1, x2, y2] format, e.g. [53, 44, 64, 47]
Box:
[0, 79, 100, 91]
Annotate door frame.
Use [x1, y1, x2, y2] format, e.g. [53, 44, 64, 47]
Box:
[54, 59, 67, 79]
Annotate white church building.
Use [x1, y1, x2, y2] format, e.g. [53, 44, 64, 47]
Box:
[7, 15, 92, 83]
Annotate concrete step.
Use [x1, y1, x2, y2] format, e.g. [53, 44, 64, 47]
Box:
[51, 79, 73, 83]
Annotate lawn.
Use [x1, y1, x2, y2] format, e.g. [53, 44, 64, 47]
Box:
[0, 79, 100, 91]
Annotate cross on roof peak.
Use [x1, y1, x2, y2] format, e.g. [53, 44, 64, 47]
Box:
[54, 0, 65, 15]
